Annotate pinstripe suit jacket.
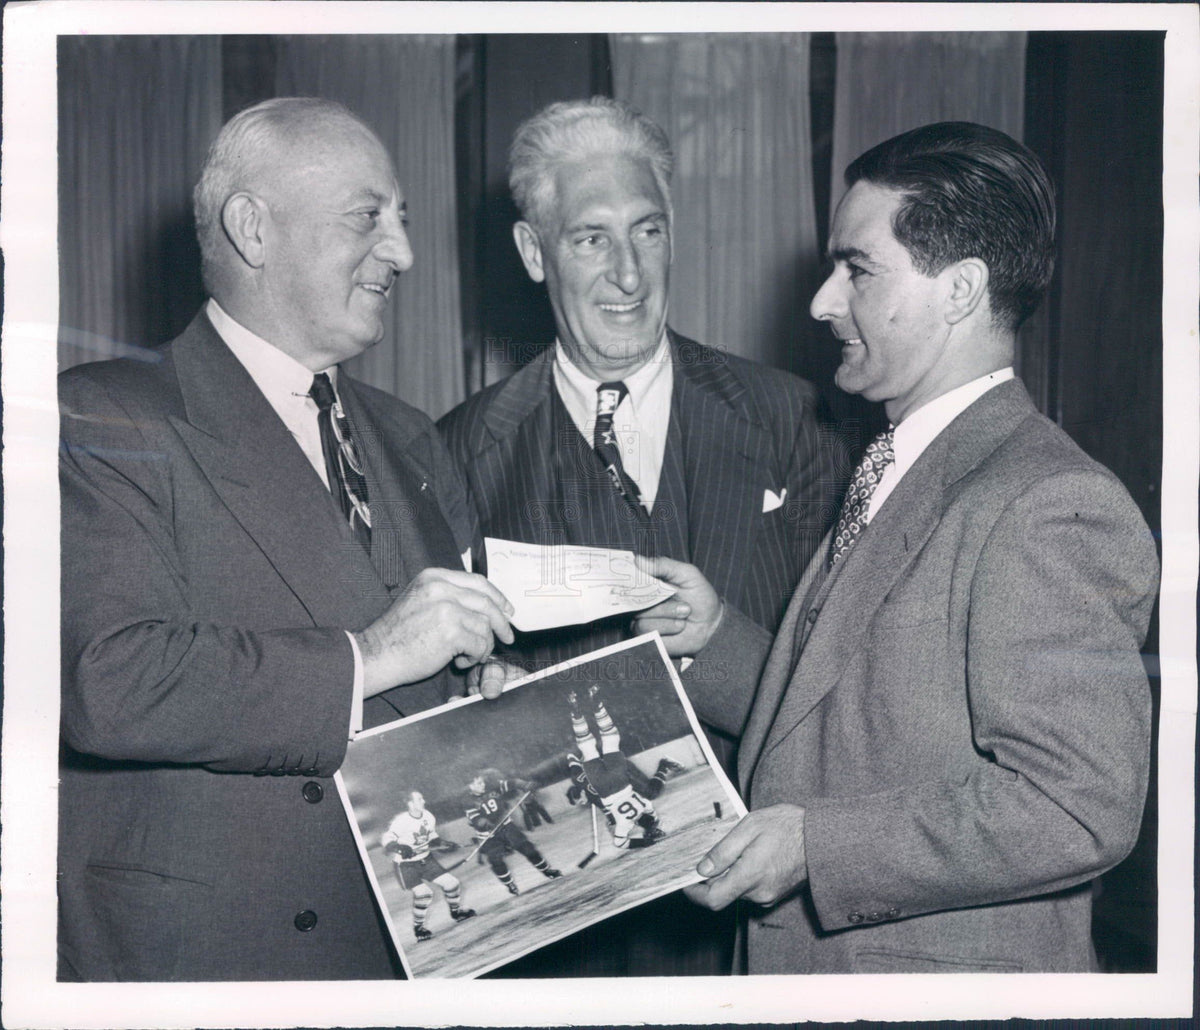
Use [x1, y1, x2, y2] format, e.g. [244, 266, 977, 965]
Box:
[58, 310, 475, 980]
[438, 330, 847, 668]
[686, 379, 1158, 973]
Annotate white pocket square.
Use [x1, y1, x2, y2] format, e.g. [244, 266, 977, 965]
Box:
[762, 488, 787, 513]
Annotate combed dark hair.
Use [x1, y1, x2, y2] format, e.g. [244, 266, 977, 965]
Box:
[508, 96, 674, 232]
[846, 121, 1056, 330]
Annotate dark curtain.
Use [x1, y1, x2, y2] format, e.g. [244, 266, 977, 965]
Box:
[57, 36, 222, 370]
[275, 36, 465, 418]
[611, 34, 819, 372]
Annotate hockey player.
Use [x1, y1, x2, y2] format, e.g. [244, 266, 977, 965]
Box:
[464, 769, 562, 895]
[382, 791, 475, 942]
[566, 684, 669, 849]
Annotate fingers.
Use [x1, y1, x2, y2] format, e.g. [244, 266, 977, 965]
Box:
[683, 878, 737, 911]
[412, 568, 515, 647]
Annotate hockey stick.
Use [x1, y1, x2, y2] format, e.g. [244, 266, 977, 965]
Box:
[443, 789, 532, 871]
[577, 802, 600, 868]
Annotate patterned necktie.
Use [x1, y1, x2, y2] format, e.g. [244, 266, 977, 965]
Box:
[593, 381, 646, 513]
[309, 373, 371, 552]
[829, 427, 895, 567]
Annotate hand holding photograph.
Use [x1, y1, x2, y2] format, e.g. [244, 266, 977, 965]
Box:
[335, 633, 745, 978]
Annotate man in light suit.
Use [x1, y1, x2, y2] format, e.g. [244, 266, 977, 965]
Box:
[438, 97, 847, 976]
[57, 97, 515, 981]
[635, 122, 1159, 973]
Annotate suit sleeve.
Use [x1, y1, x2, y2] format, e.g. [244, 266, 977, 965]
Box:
[803, 469, 1158, 929]
[681, 604, 773, 737]
[59, 376, 354, 776]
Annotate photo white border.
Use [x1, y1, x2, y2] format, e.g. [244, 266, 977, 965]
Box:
[2, 2, 1195, 1026]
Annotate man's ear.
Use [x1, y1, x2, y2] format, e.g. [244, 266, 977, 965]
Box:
[221, 192, 268, 270]
[944, 258, 988, 325]
[512, 221, 545, 283]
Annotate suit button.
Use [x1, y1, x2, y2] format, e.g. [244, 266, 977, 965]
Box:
[294, 910, 318, 932]
[848, 911, 864, 924]
[807, 608, 820, 623]
[866, 912, 882, 922]
[886, 908, 900, 919]
[302, 781, 324, 804]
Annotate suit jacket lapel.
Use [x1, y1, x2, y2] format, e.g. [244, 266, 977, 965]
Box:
[752, 379, 1038, 767]
[672, 331, 775, 605]
[167, 314, 386, 631]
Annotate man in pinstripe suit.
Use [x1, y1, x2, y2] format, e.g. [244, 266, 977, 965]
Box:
[438, 97, 847, 977]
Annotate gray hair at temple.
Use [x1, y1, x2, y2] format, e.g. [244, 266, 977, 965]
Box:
[192, 96, 371, 293]
[508, 96, 674, 233]
[845, 121, 1057, 332]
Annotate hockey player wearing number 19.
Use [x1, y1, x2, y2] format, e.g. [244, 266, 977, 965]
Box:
[381, 791, 476, 942]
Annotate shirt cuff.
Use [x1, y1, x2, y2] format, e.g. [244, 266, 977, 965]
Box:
[346, 630, 364, 739]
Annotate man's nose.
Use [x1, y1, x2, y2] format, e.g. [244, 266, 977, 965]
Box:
[607, 239, 642, 293]
[810, 270, 846, 322]
[376, 218, 415, 273]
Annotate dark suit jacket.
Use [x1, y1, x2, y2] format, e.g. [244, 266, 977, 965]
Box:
[57, 310, 475, 981]
[688, 379, 1159, 973]
[438, 329, 847, 654]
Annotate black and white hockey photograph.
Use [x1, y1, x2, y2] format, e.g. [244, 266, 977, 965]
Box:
[336, 634, 745, 978]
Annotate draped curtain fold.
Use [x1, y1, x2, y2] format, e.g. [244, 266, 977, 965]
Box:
[274, 35, 464, 417]
[274, 36, 463, 415]
[830, 33, 1027, 216]
[58, 36, 222, 370]
[610, 34, 819, 372]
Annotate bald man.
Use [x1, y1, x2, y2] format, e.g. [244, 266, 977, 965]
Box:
[57, 97, 514, 981]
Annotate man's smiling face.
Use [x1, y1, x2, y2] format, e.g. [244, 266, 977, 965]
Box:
[811, 180, 957, 423]
[258, 115, 413, 369]
[522, 151, 671, 380]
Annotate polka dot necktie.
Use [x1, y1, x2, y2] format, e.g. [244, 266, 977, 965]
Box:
[309, 372, 372, 553]
[593, 381, 646, 514]
[829, 427, 895, 568]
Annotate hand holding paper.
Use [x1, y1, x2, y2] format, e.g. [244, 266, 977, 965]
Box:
[485, 538, 676, 632]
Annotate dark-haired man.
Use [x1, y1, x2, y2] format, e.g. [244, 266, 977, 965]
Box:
[636, 122, 1159, 973]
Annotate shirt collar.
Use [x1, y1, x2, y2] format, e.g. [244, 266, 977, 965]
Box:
[892, 367, 1015, 470]
[206, 298, 338, 404]
[552, 331, 671, 418]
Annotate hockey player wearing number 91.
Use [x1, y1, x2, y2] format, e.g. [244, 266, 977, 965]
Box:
[567, 684, 673, 849]
[381, 791, 475, 942]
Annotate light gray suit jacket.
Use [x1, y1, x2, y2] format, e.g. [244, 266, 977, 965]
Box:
[687, 379, 1158, 973]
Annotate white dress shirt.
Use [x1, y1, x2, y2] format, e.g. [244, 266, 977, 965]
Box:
[553, 333, 673, 510]
[868, 367, 1015, 521]
[206, 298, 366, 736]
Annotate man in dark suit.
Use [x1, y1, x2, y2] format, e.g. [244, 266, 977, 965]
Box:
[635, 122, 1159, 973]
[57, 97, 515, 981]
[439, 97, 846, 976]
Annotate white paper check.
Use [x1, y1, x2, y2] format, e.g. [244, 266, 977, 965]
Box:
[485, 537, 677, 632]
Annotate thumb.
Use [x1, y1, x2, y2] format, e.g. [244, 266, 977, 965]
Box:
[634, 552, 691, 588]
[696, 815, 752, 878]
